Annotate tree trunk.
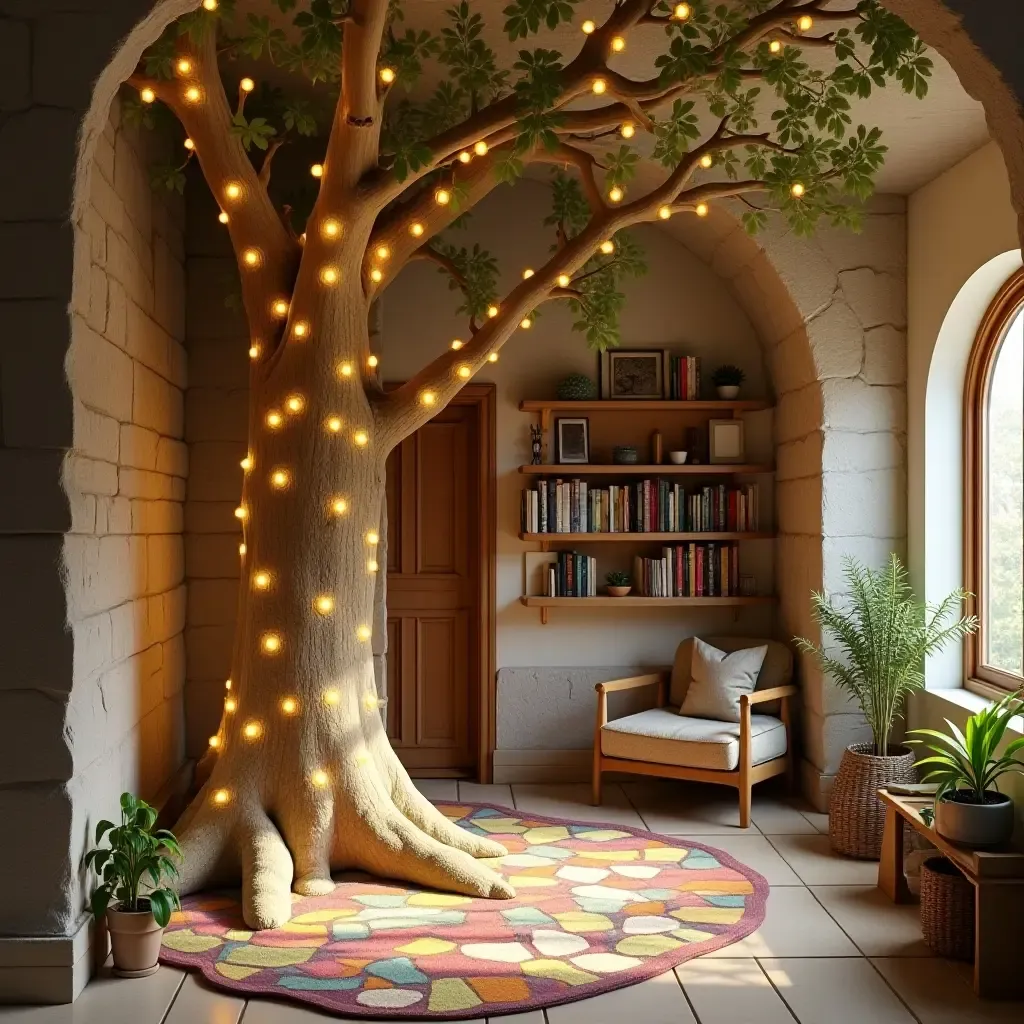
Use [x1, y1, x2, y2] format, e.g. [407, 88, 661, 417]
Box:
[173, 269, 511, 929]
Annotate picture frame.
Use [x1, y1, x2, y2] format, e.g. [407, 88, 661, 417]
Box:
[555, 417, 590, 464]
[603, 348, 665, 399]
[708, 418, 745, 464]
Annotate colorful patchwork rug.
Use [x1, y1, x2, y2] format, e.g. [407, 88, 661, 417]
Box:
[160, 803, 768, 1018]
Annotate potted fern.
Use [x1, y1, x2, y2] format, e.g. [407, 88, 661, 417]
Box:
[908, 688, 1024, 847]
[711, 364, 745, 399]
[796, 554, 977, 859]
[85, 793, 181, 978]
[605, 571, 631, 597]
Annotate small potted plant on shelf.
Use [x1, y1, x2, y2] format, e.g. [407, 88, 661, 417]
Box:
[711, 364, 745, 399]
[605, 571, 632, 597]
[796, 554, 978, 860]
[908, 687, 1024, 847]
[85, 792, 182, 978]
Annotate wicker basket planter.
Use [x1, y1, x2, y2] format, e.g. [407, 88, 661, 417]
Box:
[920, 856, 975, 960]
[829, 743, 917, 859]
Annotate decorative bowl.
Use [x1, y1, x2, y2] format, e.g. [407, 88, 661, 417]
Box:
[667, 451, 688, 464]
[613, 446, 638, 465]
[606, 586, 631, 597]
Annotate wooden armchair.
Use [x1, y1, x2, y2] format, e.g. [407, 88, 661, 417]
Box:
[592, 638, 797, 829]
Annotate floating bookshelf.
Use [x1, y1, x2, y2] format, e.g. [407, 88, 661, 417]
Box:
[519, 399, 772, 414]
[520, 531, 775, 546]
[521, 595, 774, 624]
[519, 463, 773, 476]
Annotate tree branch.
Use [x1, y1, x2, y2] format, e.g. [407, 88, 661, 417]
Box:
[258, 138, 285, 188]
[534, 143, 606, 213]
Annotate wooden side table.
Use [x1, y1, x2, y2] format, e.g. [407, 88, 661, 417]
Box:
[877, 788, 1024, 999]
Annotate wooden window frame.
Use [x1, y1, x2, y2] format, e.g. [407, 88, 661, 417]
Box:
[963, 268, 1024, 695]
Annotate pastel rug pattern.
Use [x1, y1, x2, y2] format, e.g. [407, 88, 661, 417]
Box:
[160, 803, 768, 1019]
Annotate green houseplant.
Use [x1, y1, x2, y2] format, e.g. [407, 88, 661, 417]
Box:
[85, 793, 181, 977]
[796, 554, 978, 859]
[605, 571, 631, 598]
[711, 365, 746, 400]
[908, 688, 1024, 846]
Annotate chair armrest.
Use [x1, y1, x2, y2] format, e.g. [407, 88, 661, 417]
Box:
[742, 684, 798, 707]
[595, 672, 668, 695]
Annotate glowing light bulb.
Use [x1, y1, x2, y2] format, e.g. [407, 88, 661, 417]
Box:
[353, 429, 369, 447]
[240, 77, 254, 93]
[286, 394, 304, 414]
[322, 218, 341, 239]
[271, 298, 289, 318]
[371, 243, 391, 263]
[225, 679, 232, 691]
[202, 0, 218, 10]
[320, 266, 339, 285]
[323, 689, 340, 706]
[488, 352, 499, 363]
[457, 364, 471, 379]
[420, 390, 436, 406]
[592, 78, 607, 95]
[356, 625, 372, 642]
[225, 181, 242, 201]
[331, 497, 348, 516]
[522, 268, 534, 279]
[487, 304, 499, 318]
[435, 187, 451, 206]
[410, 222, 425, 237]
[253, 570, 271, 590]
[239, 542, 246, 555]
[338, 362, 354, 379]
[769, 39, 782, 54]
[248, 344, 260, 359]
[242, 720, 262, 740]
[458, 150, 472, 164]
[367, 558, 379, 572]
[582, 19, 596, 33]
[266, 410, 283, 429]
[280, 696, 298, 715]
[242, 248, 261, 268]
[367, 354, 379, 368]
[209, 734, 221, 749]
[262, 632, 282, 654]
[370, 268, 383, 283]
[621, 122, 635, 139]
[234, 505, 247, 520]
[177, 58, 192, 75]
[600, 240, 615, 255]
[139, 87, 156, 104]
[474, 140, 489, 156]
[379, 66, 396, 84]
[797, 14, 813, 31]
[327, 416, 342, 433]
[311, 769, 329, 788]
[218, 211, 229, 224]
[520, 317, 532, 329]
[183, 137, 195, 151]
[557, 273, 571, 287]
[700, 153, 713, 168]
[611, 36, 625, 52]
[212, 788, 230, 806]
[363, 692, 380, 712]
[695, 202, 709, 217]
[609, 186, 624, 203]
[310, 163, 324, 179]
[289, 321, 308, 340]
[659, 205, 672, 220]
[450, 339, 464, 350]
[366, 530, 379, 545]
[270, 468, 290, 489]
[224, 697, 237, 713]
[185, 86, 201, 103]
[790, 182, 806, 198]
[674, 3, 691, 19]
[314, 595, 335, 615]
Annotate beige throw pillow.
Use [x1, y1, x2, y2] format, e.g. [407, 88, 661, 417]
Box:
[679, 638, 768, 723]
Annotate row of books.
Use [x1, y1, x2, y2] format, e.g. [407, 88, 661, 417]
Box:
[542, 552, 599, 597]
[634, 543, 740, 598]
[668, 355, 702, 401]
[521, 480, 761, 533]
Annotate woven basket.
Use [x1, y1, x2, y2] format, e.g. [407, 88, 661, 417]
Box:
[829, 743, 917, 859]
[920, 856, 975, 960]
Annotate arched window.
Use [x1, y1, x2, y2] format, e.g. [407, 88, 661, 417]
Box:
[964, 270, 1024, 692]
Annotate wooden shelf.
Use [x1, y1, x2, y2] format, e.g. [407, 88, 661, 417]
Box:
[520, 532, 774, 543]
[519, 463, 773, 476]
[522, 594, 774, 622]
[520, 400, 772, 413]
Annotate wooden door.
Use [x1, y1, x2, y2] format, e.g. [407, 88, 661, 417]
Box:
[384, 390, 491, 776]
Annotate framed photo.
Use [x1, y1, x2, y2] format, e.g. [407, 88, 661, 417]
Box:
[555, 417, 590, 464]
[604, 349, 665, 399]
[708, 419, 745, 464]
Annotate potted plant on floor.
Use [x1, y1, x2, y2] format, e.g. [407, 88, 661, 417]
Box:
[605, 571, 632, 597]
[85, 792, 182, 978]
[711, 365, 745, 400]
[796, 554, 978, 859]
[909, 687, 1024, 847]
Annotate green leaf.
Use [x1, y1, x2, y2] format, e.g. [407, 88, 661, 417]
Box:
[90, 886, 112, 920]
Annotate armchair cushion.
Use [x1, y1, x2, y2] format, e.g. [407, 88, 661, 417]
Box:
[680, 638, 767, 723]
[601, 708, 787, 772]
[670, 636, 794, 710]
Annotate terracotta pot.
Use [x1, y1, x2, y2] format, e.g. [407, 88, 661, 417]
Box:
[716, 385, 740, 399]
[107, 902, 165, 978]
[606, 586, 631, 597]
[935, 791, 1015, 847]
[829, 743, 917, 859]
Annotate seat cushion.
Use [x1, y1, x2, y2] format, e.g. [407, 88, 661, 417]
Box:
[601, 708, 787, 772]
[670, 636, 794, 710]
[680, 638, 767, 723]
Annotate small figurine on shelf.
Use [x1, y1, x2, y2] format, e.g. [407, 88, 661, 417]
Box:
[530, 424, 543, 465]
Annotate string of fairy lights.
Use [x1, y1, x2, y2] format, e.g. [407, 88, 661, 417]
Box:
[169, 0, 812, 810]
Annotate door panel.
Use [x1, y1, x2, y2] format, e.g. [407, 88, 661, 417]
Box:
[385, 402, 480, 775]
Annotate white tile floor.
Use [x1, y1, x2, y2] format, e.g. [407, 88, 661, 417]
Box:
[3, 780, 1021, 1024]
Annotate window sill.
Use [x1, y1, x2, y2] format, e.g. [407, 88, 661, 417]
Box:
[918, 685, 1024, 737]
